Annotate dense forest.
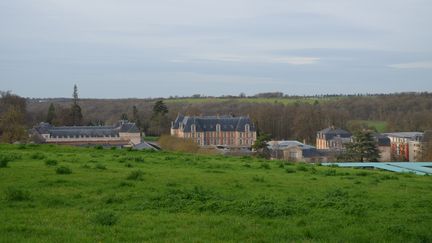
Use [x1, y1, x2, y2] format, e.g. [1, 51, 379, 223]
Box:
[18, 92, 432, 144]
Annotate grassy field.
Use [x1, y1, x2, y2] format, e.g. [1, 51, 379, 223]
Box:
[1, 144, 432, 242]
[163, 96, 343, 105]
[348, 120, 389, 133]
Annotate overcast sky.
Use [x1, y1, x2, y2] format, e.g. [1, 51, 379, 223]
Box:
[1, 0, 432, 98]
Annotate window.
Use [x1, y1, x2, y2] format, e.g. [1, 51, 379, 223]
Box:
[191, 124, 196, 133]
[245, 124, 250, 132]
[216, 124, 221, 132]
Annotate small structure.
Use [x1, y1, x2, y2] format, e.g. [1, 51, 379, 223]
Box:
[171, 114, 257, 149]
[32, 120, 141, 147]
[268, 140, 329, 163]
[316, 127, 352, 151]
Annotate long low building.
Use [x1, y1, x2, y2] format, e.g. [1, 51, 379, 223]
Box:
[32, 120, 141, 146]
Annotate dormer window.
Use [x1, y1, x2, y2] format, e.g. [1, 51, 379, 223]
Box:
[245, 124, 250, 132]
[191, 124, 196, 133]
[216, 124, 221, 132]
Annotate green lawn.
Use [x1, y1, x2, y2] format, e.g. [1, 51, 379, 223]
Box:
[349, 120, 389, 133]
[1, 144, 431, 242]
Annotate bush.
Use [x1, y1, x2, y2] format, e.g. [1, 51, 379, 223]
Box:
[158, 135, 199, 153]
[94, 145, 103, 150]
[285, 168, 296, 173]
[56, 166, 72, 175]
[30, 152, 46, 160]
[4, 187, 31, 201]
[95, 164, 107, 170]
[252, 175, 265, 182]
[296, 164, 308, 172]
[134, 157, 145, 163]
[260, 162, 271, 169]
[127, 170, 144, 180]
[92, 211, 118, 226]
[0, 154, 22, 167]
[125, 163, 133, 168]
[0, 160, 8, 168]
[323, 169, 337, 176]
[45, 159, 58, 166]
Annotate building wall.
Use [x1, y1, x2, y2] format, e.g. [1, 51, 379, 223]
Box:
[409, 141, 423, 162]
[378, 146, 391, 162]
[42, 132, 141, 145]
[171, 128, 256, 148]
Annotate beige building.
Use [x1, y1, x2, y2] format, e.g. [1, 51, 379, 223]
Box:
[316, 127, 352, 151]
[33, 120, 141, 146]
[171, 115, 256, 148]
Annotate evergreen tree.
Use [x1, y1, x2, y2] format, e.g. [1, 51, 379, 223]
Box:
[340, 130, 380, 162]
[70, 85, 83, 125]
[152, 100, 168, 115]
[46, 103, 56, 124]
[252, 133, 272, 159]
[149, 100, 169, 136]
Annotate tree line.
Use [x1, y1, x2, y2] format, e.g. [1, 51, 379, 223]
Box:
[3, 90, 432, 146]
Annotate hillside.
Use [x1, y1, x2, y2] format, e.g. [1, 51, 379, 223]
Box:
[24, 93, 432, 141]
[1, 144, 432, 242]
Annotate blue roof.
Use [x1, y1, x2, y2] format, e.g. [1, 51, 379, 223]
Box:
[322, 162, 432, 175]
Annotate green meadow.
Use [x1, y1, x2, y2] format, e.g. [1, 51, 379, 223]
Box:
[1, 144, 431, 242]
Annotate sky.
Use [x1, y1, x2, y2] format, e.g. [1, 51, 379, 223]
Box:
[0, 0, 432, 98]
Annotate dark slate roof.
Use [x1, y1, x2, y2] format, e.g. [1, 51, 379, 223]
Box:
[374, 134, 391, 146]
[172, 115, 256, 132]
[34, 121, 139, 137]
[318, 127, 352, 139]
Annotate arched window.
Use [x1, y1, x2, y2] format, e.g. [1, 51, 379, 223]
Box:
[245, 124, 250, 132]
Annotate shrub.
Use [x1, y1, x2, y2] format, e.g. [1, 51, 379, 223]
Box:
[285, 168, 296, 173]
[4, 187, 31, 201]
[260, 162, 271, 169]
[45, 159, 58, 166]
[110, 146, 117, 150]
[94, 145, 103, 150]
[56, 166, 72, 175]
[95, 164, 107, 170]
[127, 170, 144, 180]
[323, 169, 337, 176]
[92, 211, 118, 226]
[296, 164, 308, 172]
[134, 157, 145, 163]
[252, 175, 265, 182]
[356, 171, 370, 177]
[0, 160, 9, 168]
[30, 152, 46, 160]
[125, 163, 133, 168]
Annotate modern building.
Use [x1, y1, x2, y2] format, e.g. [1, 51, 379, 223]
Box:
[384, 132, 424, 161]
[171, 115, 256, 148]
[268, 140, 329, 163]
[316, 127, 352, 151]
[33, 120, 141, 146]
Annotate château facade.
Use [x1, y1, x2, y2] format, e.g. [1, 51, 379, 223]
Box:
[316, 127, 352, 151]
[171, 115, 257, 148]
[33, 120, 141, 146]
